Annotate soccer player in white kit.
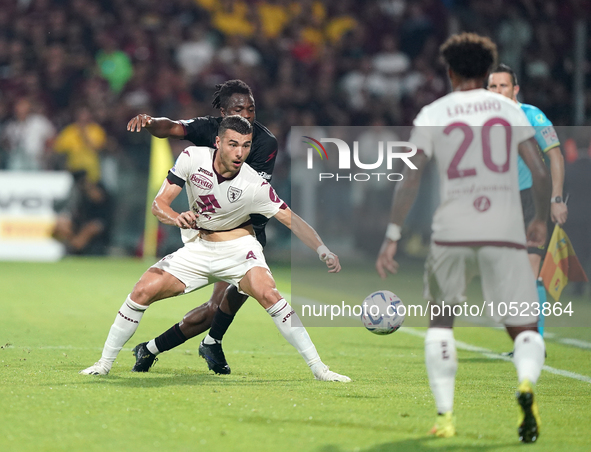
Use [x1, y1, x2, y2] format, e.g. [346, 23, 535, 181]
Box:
[375, 33, 551, 443]
[80, 115, 350, 382]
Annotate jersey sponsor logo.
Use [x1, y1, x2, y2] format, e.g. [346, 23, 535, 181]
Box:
[198, 167, 213, 177]
[196, 194, 221, 214]
[227, 186, 242, 203]
[118, 310, 139, 324]
[246, 250, 257, 260]
[541, 126, 558, 146]
[282, 309, 295, 323]
[473, 196, 491, 212]
[258, 171, 271, 180]
[189, 173, 213, 190]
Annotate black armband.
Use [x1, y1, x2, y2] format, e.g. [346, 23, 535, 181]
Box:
[167, 171, 185, 187]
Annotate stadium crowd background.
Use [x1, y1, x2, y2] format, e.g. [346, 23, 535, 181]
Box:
[1, 0, 590, 290]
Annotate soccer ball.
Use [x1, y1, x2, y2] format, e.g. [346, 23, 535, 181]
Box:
[360, 291, 405, 335]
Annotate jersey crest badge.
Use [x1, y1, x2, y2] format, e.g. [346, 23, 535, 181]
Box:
[228, 186, 243, 203]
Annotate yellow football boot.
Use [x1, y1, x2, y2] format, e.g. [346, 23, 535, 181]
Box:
[429, 411, 456, 438]
[516, 379, 541, 443]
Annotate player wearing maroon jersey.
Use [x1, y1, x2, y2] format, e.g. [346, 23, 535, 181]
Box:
[126, 80, 278, 372]
[81, 116, 350, 382]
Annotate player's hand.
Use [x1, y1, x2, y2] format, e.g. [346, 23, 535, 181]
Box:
[320, 251, 341, 273]
[526, 219, 547, 248]
[175, 211, 197, 229]
[375, 239, 399, 279]
[127, 114, 154, 132]
[551, 202, 568, 225]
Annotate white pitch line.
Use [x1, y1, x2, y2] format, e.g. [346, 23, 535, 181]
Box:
[400, 327, 591, 384]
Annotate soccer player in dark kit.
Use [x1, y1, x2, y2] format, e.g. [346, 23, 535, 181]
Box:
[126, 80, 278, 374]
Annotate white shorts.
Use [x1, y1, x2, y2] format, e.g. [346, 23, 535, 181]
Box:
[423, 243, 538, 326]
[151, 234, 269, 295]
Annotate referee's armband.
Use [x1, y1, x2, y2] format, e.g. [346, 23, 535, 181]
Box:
[167, 171, 185, 187]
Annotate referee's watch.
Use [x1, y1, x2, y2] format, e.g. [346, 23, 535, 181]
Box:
[551, 196, 563, 203]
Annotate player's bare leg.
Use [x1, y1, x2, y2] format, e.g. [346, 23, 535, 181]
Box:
[507, 323, 544, 443]
[426, 309, 457, 437]
[132, 282, 248, 372]
[199, 267, 350, 381]
[80, 268, 185, 375]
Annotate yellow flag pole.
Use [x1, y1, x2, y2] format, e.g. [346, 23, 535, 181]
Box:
[143, 136, 174, 260]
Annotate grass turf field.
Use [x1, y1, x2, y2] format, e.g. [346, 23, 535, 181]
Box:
[1, 257, 590, 452]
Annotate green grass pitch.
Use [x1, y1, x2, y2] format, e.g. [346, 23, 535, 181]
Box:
[1, 258, 590, 452]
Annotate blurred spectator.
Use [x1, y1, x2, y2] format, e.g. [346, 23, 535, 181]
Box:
[372, 35, 410, 77]
[53, 106, 106, 183]
[341, 56, 390, 111]
[257, 0, 291, 39]
[95, 32, 134, 94]
[497, 5, 533, 79]
[219, 35, 262, 67]
[2, 97, 56, 171]
[175, 24, 215, 77]
[325, 1, 358, 45]
[210, 0, 254, 38]
[52, 170, 113, 255]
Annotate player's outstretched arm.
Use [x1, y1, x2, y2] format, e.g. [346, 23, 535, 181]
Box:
[274, 207, 341, 273]
[127, 114, 186, 139]
[519, 137, 551, 247]
[152, 180, 197, 229]
[546, 146, 568, 225]
[376, 152, 429, 279]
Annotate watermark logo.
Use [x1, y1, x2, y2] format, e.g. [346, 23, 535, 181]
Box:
[302, 137, 417, 182]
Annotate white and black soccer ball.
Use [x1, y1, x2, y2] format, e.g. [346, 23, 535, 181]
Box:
[360, 290, 405, 335]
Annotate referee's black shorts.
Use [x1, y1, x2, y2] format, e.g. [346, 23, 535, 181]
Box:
[520, 188, 548, 256]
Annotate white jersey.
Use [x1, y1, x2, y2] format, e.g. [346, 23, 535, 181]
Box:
[409, 89, 536, 247]
[169, 146, 285, 243]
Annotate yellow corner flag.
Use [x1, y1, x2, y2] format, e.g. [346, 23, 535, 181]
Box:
[539, 224, 588, 302]
[143, 136, 174, 260]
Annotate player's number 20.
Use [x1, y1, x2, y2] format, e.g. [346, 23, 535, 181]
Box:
[445, 117, 512, 179]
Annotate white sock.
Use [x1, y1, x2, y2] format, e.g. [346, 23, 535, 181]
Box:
[203, 334, 219, 345]
[425, 328, 458, 414]
[146, 340, 160, 355]
[513, 330, 545, 384]
[266, 299, 322, 368]
[99, 295, 148, 367]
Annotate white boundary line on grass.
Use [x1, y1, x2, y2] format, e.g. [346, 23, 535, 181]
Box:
[399, 327, 591, 384]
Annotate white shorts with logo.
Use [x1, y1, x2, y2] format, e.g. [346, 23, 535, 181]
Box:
[151, 234, 269, 295]
[423, 243, 538, 326]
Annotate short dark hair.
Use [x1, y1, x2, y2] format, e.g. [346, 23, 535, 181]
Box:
[440, 33, 498, 80]
[212, 80, 253, 110]
[490, 63, 518, 86]
[218, 115, 253, 137]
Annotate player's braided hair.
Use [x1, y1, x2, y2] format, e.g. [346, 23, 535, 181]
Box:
[490, 63, 518, 86]
[440, 33, 498, 80]
[212, 80, 253, 110]
[218, 115, 253, 137]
